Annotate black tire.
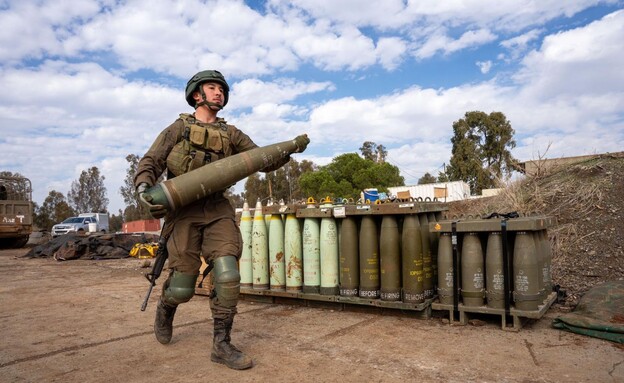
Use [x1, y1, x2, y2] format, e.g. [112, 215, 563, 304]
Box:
[12, 236, 29, 248]
[0, 236, 29, 249]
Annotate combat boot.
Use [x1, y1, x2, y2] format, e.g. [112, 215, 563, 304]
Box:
[211, 318, 253, 370]
[154, 298, 177, 344]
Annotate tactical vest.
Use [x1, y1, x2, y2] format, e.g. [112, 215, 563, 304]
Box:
[166, 113, 232, 177]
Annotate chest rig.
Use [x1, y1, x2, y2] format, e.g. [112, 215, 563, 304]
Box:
[166, 113, 232, 177]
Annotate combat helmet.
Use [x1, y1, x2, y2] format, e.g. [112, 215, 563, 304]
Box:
[185, 70, 230, 109]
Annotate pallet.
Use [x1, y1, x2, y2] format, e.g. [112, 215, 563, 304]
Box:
[238, 288, 433, 318]
[431, 291, 557, 331]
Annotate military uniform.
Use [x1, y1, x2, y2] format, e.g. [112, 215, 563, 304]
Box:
[135, 72, 293, 370]
[136, 114, 286, 305]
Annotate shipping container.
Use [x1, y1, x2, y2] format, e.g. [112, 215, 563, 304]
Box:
[123, 219, 161, 233]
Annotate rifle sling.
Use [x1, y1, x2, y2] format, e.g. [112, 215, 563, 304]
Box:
[197, 259, 214, 288]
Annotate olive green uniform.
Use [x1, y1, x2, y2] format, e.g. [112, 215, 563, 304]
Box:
[135, 114, 287, 320]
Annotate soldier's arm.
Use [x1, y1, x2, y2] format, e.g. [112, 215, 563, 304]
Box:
[228, 126, 290, 172]
[134, 120, 184, 188]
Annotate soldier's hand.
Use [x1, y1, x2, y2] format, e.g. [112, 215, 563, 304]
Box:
[294, 134, 310, 153]
[137, 183, 168, 219]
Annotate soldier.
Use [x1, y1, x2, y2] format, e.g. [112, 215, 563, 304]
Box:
[134, 70, 305, 370]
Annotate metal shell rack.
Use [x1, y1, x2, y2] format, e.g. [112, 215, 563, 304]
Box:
[232, 199, 447, 316]
[430, 215, 558, 330]
[196, 201, 560, 330]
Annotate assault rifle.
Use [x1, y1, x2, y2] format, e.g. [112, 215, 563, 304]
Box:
[140, 234, 169, 311]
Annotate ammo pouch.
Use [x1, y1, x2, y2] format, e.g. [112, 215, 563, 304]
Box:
[166, 114, 231, 177]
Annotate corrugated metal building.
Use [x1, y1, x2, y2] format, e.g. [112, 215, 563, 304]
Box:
[388, 181, 471, 202]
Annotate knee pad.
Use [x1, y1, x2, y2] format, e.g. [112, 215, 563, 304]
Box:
[213, 256, 240, 308]
[163, 270, 198, 306]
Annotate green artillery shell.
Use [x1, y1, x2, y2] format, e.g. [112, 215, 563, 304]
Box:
[461, 232, 485, 307]
[485, 232, 505, 309]
[269, 213, 285, 291]
[285, 213, 303, 292]
[144, 135, 308, 211]
[380, 215, 401, 301]
[302, 214, 320, 294]
[339, 216, 359, 296]
[419, 214, 433, 299]
[513, 231, 540, 311]
[239, 200, 253, 289]
[251, 199, 269, 290]
[359, 216, 380, 298]
[320, 213, 339, 296]
[436, 232, 453, 305]
[427, 212, 439, 291]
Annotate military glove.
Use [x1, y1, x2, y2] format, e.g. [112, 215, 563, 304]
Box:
[294, 134, 310, 153]
[137, 182, 168, 219]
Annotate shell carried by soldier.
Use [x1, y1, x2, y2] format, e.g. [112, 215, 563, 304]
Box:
[135, 70, 309, 370]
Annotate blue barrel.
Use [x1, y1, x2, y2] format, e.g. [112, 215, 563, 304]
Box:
[363, 188, 379, 203]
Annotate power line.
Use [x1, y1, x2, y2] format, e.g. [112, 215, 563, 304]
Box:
[386, 156, 450, 185]
[385, 155, 431, 180]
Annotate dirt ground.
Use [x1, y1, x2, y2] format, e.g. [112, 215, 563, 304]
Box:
[1, 247, 622, 383]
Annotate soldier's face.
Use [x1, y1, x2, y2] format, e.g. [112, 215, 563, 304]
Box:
[194, 82, 224, 107]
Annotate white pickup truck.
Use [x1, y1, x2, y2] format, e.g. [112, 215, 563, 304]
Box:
[51, 213, 110, 237]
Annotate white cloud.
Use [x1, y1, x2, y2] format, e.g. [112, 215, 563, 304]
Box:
[269, 0, 613, 33]
[0, 0, 103, 62]
[375, 37, 408, 70]
[307, 82, 512, 154]
[476, 60, 493, 74]
[500, 28, 544, 60]
[292, 24, 378, 70]
[4, 0, 607, 77]
[388, 142, 452, 185]
[230, 78, 335, 110]
[515, 10, 624, 97]
[267, 0, 411, 29]
[414, 28, 497, 59]
[1, 1, 622, 213]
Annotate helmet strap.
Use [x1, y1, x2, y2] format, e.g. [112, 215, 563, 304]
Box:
[195, 100, 223, 110]
[195, 86, 223, 110]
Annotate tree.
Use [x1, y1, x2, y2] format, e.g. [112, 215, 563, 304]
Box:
[359, 141, 387, 163]
[35, 190, 75, 231]
[243, 173, 266, 206]
[445, 111, 517, 193]
[418, 172, 437, 185]
[299, 153, 404, 201]
[225, 189, 244, 209]
[277, 158, 316, 203]
[359, 141, 376, 161]
[243, 158, 317, 205]
[0, 171, 30, 197]
[108, 210, 124, 232]
[67, 167, 109, 213]
[437, 171, 450, 183]
[375, 144, 388, 163]
[119, 154, 149, 221]
[481, 112, 517, 179]
[299, 170, 354, 201]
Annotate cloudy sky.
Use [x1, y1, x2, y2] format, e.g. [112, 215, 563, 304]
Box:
[1, 0, 623, 214]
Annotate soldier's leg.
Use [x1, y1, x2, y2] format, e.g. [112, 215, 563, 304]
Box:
[155, 270, 197, 344]
[210, 255, 252, 370]
[154, 213, 202, 344]
[202, 211, 252, 370]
